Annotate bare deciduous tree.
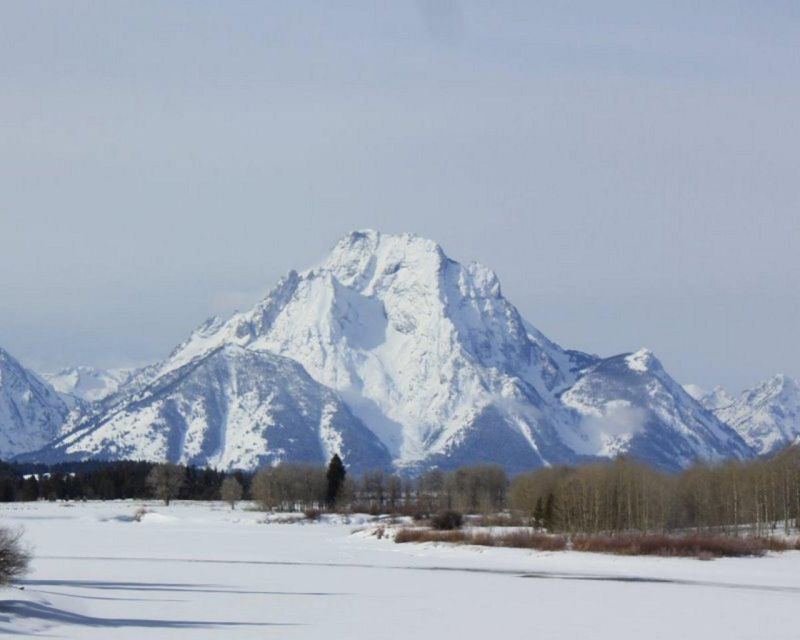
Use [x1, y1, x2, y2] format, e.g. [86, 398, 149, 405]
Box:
[251, 464, 326, 511]
[146, 463, 185, 506]
[220, 477, 243, 510]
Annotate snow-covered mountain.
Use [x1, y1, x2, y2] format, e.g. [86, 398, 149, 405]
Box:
[696, 385, 736, 412]
[35, 345, 391, 473]
[43, 366, 132, 403]
[113, 230, 607, 472]
[0, 347, 68, 459]
[706, 375, 800, 456]
[26, 229, 753, 473]
[562, 350, 752, 470]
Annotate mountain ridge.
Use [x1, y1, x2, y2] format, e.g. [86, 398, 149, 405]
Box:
[702, 375, 800, 455]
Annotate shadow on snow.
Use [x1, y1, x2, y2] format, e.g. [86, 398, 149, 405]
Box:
[0, 599, 300, 632]
[20, 578, 346, 597]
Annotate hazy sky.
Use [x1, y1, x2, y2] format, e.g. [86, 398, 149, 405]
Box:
[1, 2, 798, 392]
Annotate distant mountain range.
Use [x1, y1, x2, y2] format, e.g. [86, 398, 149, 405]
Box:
[2, 231, 797, 473]
[688, 376, 800, 456]
[43, 366, 132, 404]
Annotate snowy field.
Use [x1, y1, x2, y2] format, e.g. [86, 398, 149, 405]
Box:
[1, 502, 799, 639]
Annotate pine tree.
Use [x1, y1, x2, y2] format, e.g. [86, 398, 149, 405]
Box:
[325, 455, 346, 509]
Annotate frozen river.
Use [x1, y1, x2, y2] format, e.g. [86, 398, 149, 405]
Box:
[1, 501, 798, 639]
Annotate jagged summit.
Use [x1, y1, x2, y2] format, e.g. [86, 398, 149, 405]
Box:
[561, 351, 751, 469]
[624, 349, 661, 373]
[711, 374, 800, 455]
[309, 230, 504, 306]
[698, 385, 736, 411]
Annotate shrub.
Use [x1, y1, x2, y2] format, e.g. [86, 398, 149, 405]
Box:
[394, 527, 567, 550]
[431, 510, 463, 530]
[0, 527, 30, 585]
[493, 530, 568, 551]
[132, 506, 150, 522]
[395, 528, 467, 544]
[570, 534, 788, 558]
[396, 529, 795, 557]
[303, 508, 322, 521]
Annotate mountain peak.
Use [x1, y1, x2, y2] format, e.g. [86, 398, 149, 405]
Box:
[766, 373, 797, 392]
[712, 374, 800, 455]
[43, 365, 133, 403]
[745, 374, 799, 403]
[316, 230, 447, 292]
[699, 385, 735, 411]
[332, 229, 443, 255]
[625, 349, 661, 373]
[682, 383, 706, 400]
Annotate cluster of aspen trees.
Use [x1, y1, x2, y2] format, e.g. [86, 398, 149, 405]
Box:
[251, 463, 329, 511]
[250, 446, 800, 535]
[251, 463, 509, 514]
[510, 447, 800, 535]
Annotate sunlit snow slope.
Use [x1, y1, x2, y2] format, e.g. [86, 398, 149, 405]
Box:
[37, 345, 391, 473]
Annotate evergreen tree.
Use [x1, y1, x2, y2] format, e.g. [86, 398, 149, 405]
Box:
[325, 455, 346, 509]
[20, 476, 39, 501]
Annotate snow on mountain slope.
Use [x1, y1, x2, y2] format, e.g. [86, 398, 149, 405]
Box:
[682, 384, 706, 401]
[698, 386, 736, 412]
[73, 229, 752, 473]
[561, 349, 752, 471]
[36, 345, 391, 473]
[712, 375, 800, 455]
[43, 366, 133, 402]
[116, 230, 595, 472]
[19, 231, 760, 473]
[0, 347, 68, 459]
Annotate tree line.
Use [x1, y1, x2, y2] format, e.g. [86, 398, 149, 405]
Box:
[0, 457, 508, 514]
[0, 460, 234, 502]
[2, 444, 799, 534]
[509, 447, 800, 535]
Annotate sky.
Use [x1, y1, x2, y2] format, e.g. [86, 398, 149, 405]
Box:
[1, 1, 798, 392]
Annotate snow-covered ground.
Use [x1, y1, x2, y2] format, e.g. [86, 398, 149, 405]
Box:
[1, 502, 798, 639]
